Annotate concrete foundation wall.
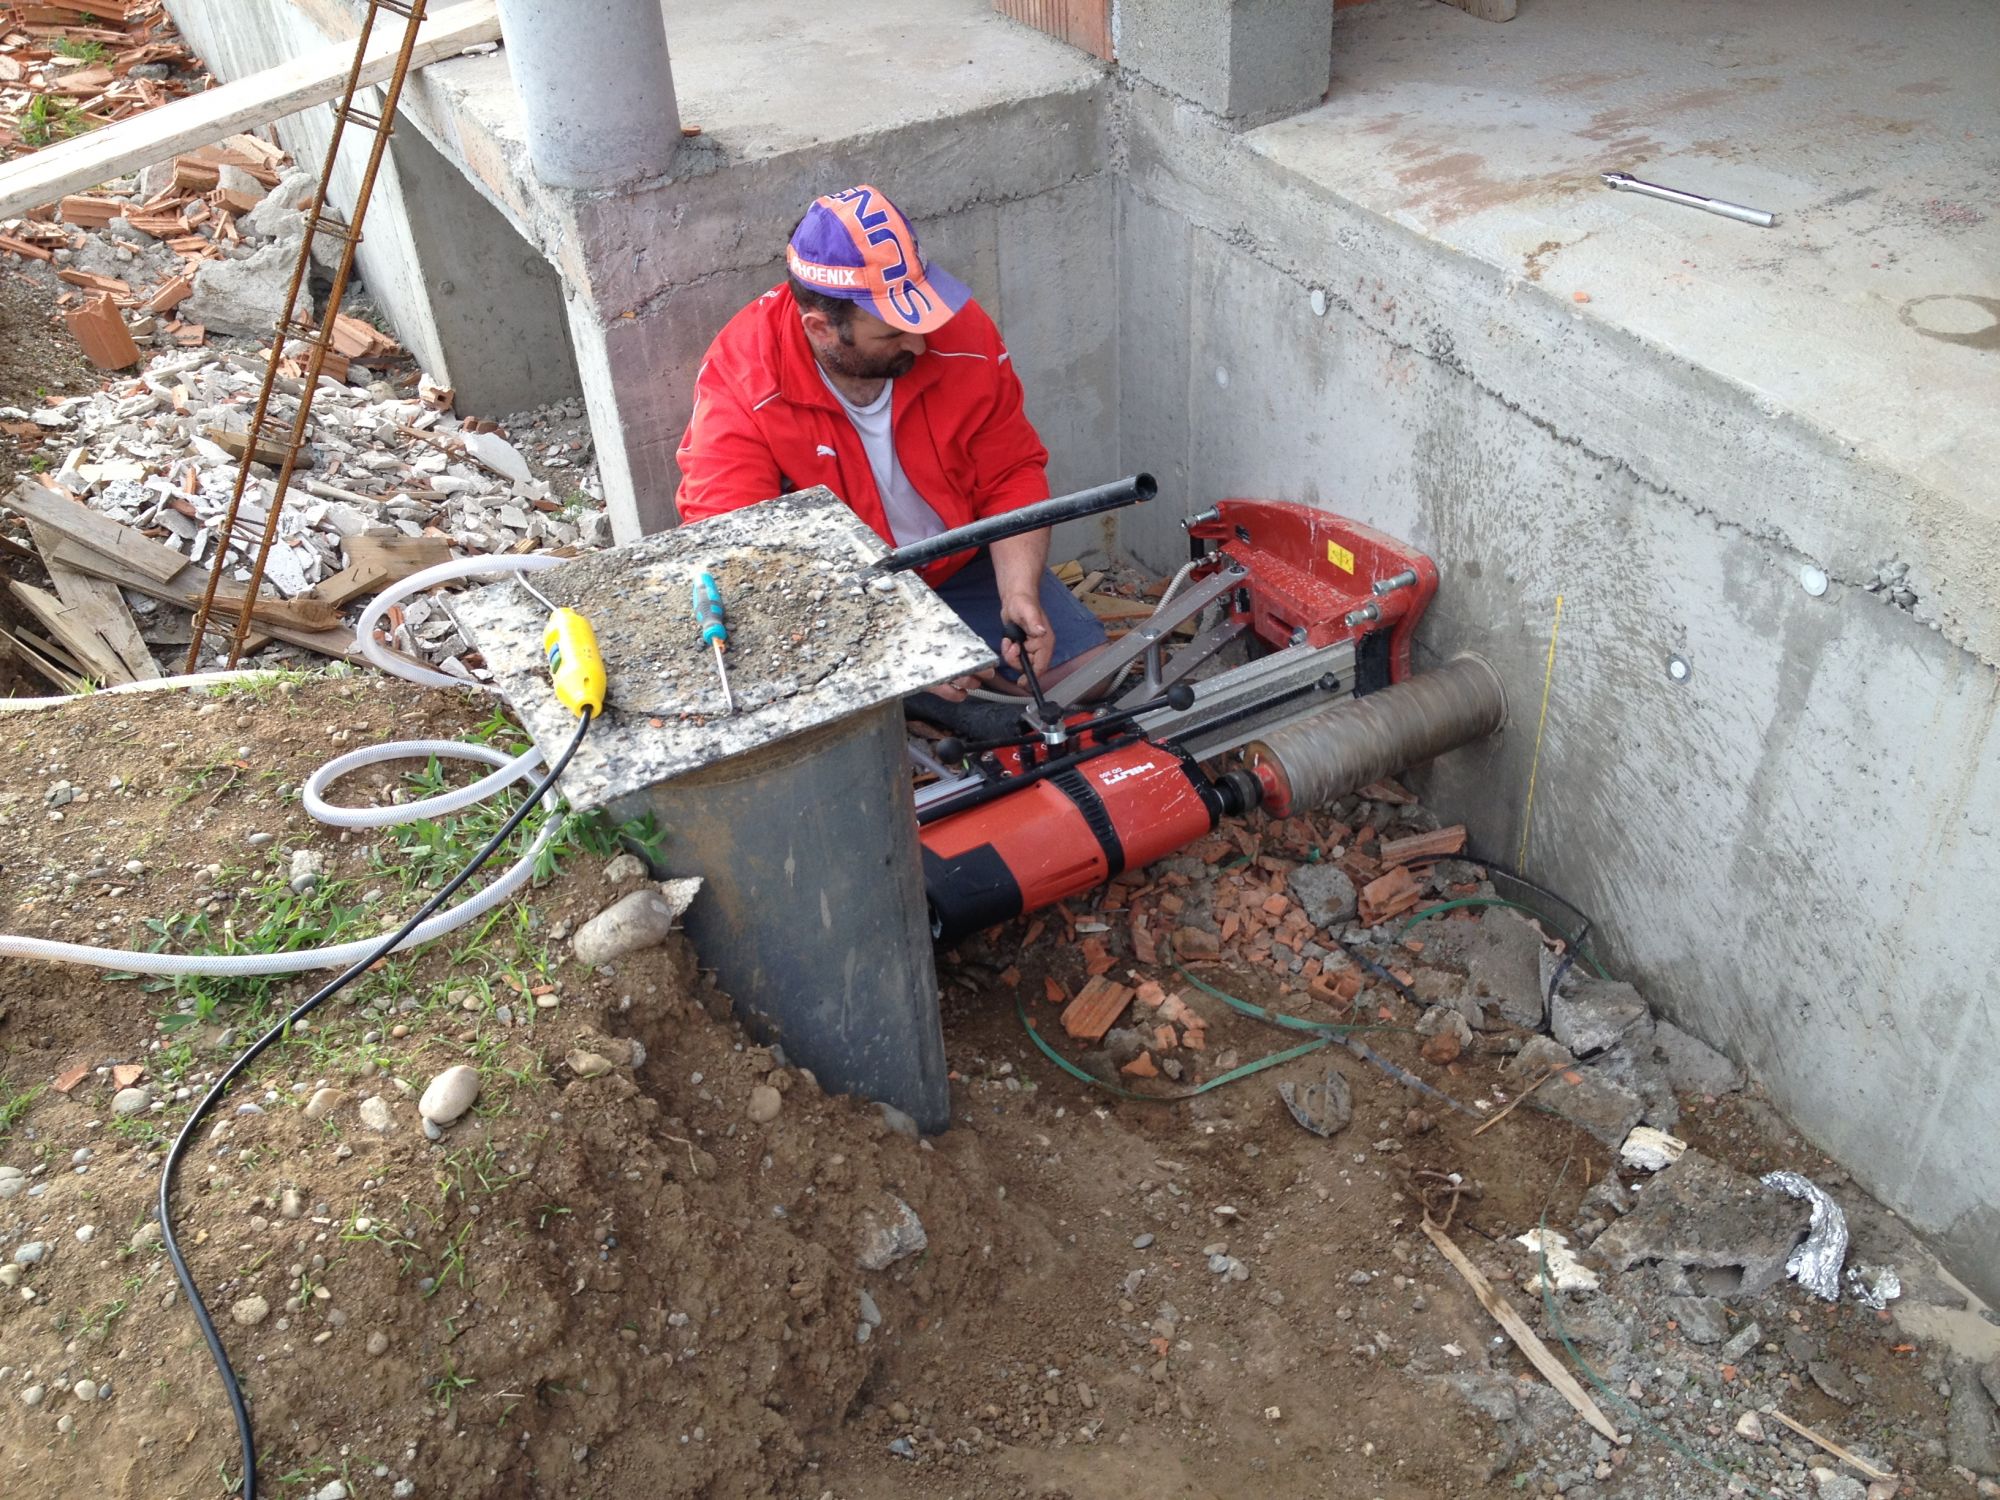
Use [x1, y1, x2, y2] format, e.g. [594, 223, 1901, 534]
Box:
[1118, 91, 2000, 1305]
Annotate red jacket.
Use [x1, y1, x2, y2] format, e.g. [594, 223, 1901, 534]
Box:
[674, 285, 1049, 583]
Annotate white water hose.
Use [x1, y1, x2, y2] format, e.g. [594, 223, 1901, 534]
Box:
[0, 555, 569, 978]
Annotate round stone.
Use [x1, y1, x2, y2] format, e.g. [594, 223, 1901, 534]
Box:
[747, 1086, 783, 1124]
[231, 1294, 271, 1327]
[111, 1087, 151, 1117]
[418, 1065, 480, 1126]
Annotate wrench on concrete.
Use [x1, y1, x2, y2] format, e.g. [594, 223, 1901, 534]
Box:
[1601, 171, 1776, 228]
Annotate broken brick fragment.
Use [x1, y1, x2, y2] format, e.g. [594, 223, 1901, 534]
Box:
[1379, 825, 1468, 867]
[1120, 1052, 1159, 1078]
[65, 293, 140, 370]
[1358, 867, 1423, 925]
[1062, 976, 1135, 1042]
[1419, 1029, 1464, 1066]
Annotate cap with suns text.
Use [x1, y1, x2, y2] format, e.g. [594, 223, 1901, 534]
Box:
[785, 185, 971, 336]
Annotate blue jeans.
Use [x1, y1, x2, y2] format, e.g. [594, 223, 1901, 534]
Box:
[931, 549, 1108, 675]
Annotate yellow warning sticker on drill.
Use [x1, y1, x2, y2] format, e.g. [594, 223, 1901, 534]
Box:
[1326, 540, 1356, 574]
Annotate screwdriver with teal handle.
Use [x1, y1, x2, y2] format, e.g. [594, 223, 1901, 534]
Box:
[692, 571, 735, 715]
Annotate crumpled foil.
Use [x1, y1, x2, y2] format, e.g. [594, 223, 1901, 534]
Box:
[1761, 1170, 1849, 1301]
[1847, 1263, 1902, 1310]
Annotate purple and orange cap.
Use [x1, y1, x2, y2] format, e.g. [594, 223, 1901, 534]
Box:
[786, 185, 971, 336]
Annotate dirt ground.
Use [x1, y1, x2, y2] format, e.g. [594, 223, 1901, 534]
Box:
[0, 673, 1990, 1500]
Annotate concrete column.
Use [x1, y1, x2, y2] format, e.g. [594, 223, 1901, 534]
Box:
[1119, 0, 1333, 125]
[493, 0, 681, 190]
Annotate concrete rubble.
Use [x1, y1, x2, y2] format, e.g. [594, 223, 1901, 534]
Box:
[2, 143, 609, 681]
[937, 766, 1998, 1495]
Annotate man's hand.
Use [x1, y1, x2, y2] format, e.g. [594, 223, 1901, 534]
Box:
[999, 593, 1055, 678]
[989, 527, 1054, 679]
[926, 670, 988, 704]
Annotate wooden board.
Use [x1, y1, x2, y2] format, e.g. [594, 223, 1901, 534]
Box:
[4, 479, 187, 583]
[25, 519, 160, 682]
[8, 578, 130, 683]
[44, 542, 361, 660]
[0, 0, 501, 221]
[0, 624, 88, 691]
[305, 536, 454, 609]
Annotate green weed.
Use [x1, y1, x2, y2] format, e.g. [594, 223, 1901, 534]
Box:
[428, 1359, 475, 1409]
[21, 94, 88, 148]
[0, 1083, 42, 1137]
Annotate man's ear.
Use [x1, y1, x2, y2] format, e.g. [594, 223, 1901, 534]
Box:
[798, 307, 830, 345]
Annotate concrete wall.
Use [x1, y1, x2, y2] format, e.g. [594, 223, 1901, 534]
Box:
[1118, 88, 2000, 1305]
[383, 125, 580, 416]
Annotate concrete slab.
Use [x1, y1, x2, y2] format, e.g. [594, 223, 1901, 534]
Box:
[1250, 0, 1999, 562]
[446, 488, 992, 813]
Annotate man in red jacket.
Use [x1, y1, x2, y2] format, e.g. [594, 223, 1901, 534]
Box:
[675, 184, 1105, 700]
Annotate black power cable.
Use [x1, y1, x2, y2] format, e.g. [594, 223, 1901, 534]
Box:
[156, 708, 593, 1500]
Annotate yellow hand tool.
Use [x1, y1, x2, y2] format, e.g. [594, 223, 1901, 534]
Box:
[518, 577, 606, 718]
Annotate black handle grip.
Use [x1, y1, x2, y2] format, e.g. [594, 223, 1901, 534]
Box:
[879, 473, 1157, 574]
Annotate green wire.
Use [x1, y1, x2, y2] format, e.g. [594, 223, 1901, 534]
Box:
[1016, 990, 1340, 1102]
[1014, 947, 1403, 1103]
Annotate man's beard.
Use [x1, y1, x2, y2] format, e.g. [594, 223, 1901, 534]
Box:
[819, 334, 916, 382]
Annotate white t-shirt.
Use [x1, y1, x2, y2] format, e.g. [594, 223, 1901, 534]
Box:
[817, 369, 947, 548]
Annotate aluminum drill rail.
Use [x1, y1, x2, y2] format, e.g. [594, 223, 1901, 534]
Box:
[908, 635, 1359, 816]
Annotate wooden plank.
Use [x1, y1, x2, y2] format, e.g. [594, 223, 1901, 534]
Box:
[342, 533, 453, 575]
[0, 624, 89, 692]
[1061, 975, 1135, 1042]
[1765, 1411, 1894, 1483]
[0, 0, 501, 222]
[306, 536, 454, 610]
[203, 425, 291, 467]
[8, 578, 131, 684]
[4, 479, 188, 583]
[25, 519, 161, 682]
[44, 542, 353, 648]
[1419, 1217, 1622, 1443]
